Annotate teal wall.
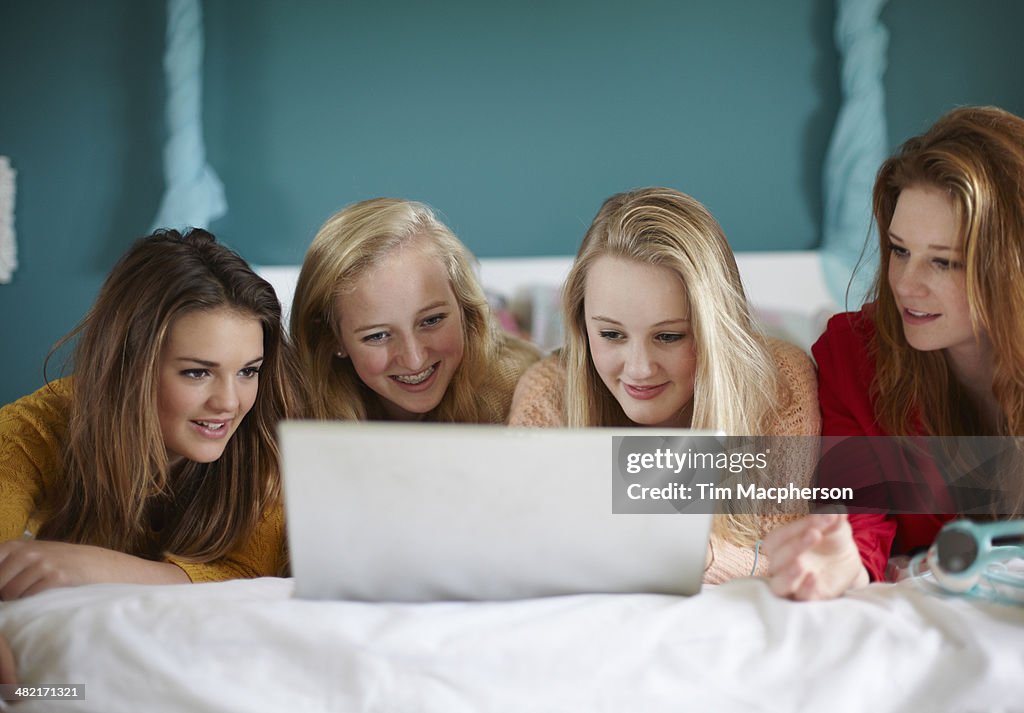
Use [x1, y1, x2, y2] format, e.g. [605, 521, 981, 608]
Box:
[2, 0, 1023, 403]
[1, 1, 165, 404]
[200, 0, 840, 262]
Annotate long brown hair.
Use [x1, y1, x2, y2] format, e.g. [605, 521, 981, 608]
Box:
[39, 229, 298, 561]
[871, 106, 1024, 436]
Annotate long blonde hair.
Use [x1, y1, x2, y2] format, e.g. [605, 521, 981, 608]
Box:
[291, 197, 537, 423]
[40, 229, 298, 562]
[562, 187, 780, 545]
[871, 106, 1024, 437]
[562, 187, 778, 434]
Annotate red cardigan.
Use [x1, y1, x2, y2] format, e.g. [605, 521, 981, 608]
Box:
[811, 309, 952, 581]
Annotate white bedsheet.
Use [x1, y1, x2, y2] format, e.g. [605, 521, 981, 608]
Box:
[2, 577, 1023, 712]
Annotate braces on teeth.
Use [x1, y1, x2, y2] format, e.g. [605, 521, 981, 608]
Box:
[393, 365, 435, 385]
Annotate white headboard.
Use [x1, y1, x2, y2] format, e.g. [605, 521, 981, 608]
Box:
[258, 250, 837, 353]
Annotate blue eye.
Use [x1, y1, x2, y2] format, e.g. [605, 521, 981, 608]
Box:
[421, 313, 446, 328]
[362, 331, 388, 344]
[655, 333, 685, 344]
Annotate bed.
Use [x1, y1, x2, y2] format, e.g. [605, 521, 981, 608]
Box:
[2, 575, 1022, 712]
[5, 252, 1020, 712]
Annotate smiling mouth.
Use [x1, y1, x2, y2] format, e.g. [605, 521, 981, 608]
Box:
[392, 363, 437, 385]
[623, 382, 669, 400]
[193, 420, 227, 430]
[906, 309, 938, 318]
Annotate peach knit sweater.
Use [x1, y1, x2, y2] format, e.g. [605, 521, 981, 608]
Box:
[508, 338, 821, 584]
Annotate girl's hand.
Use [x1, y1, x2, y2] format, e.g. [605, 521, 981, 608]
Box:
[0, 540, 189, 600]
[762, 513, 869, 600]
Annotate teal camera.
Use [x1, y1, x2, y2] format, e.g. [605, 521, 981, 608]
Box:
[926, 519, 1024, 594]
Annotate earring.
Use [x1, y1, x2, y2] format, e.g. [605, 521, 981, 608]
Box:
[335, 351, 346, 358]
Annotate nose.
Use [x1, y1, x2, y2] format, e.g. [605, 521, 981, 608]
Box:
[891, 258, 929, 300]
[207, 377, 240, 414]
[624, 341, 655, 380]
[395, 335, 428, 371]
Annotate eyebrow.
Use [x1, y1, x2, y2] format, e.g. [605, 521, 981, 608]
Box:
[590, 315, 690, 327]
[888, 232, 961, 253]
[174, 357, 264, 367]
[353, 301, 452, 333]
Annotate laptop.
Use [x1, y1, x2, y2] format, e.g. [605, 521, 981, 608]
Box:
[280, 421, 716, 601]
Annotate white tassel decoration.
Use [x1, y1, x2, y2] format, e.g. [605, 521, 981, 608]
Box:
[0, 156, 16, 284]
[149, 0, 226, 231]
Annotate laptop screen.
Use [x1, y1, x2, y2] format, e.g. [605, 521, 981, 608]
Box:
[281, 421, 716, 601]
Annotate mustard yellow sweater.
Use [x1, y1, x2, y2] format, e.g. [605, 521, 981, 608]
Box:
[0, 379, 284, 582]
[508, 338, 822, 584]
